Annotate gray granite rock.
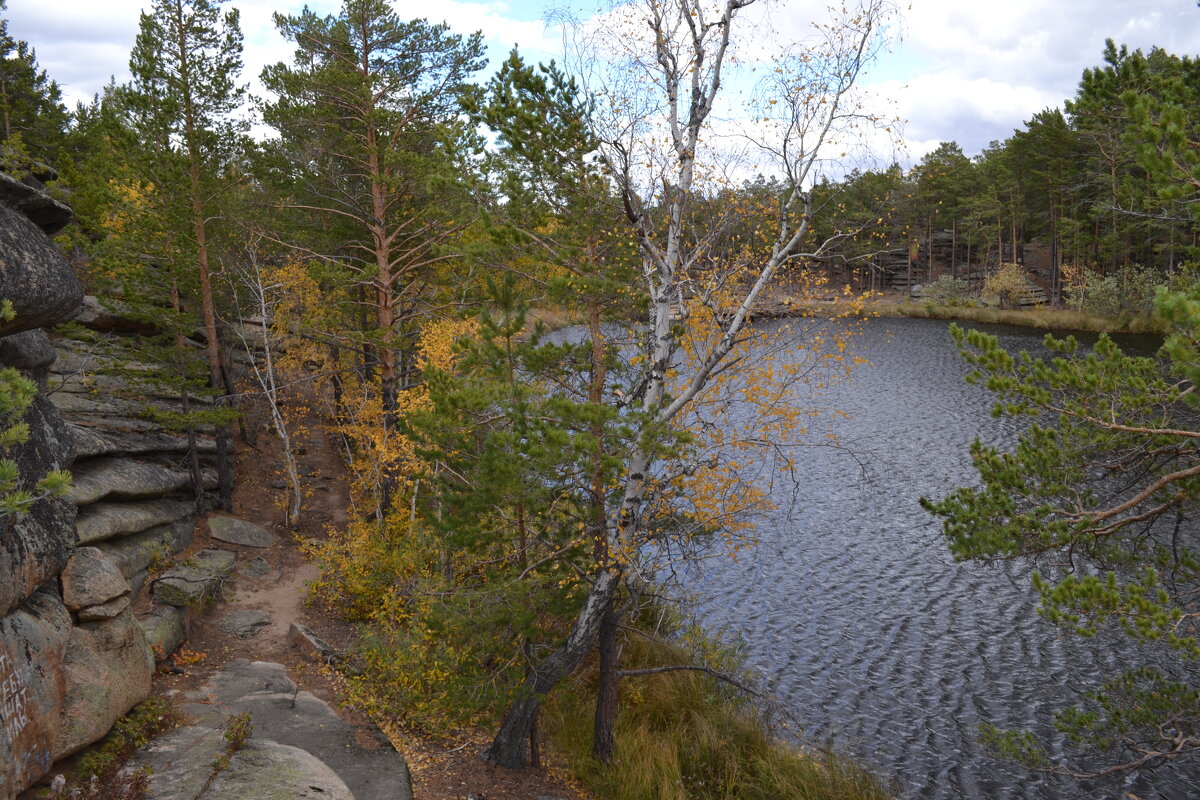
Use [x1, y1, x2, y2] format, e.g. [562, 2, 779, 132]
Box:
[60, 547, 129, 611]
[0, 329, 56, 384]
[137, 605, 186, 662]
[208, 517, 276, 549]
[218, 610, 271, 639]
[0, 196, 81, 335]
[69, 424, 216, 460]
[287, 623, 334, 661]
[0, 393, 78, 617]
[177, 661, 411, 800]
[0, 591, 71, 795]
[77, 594, 131, 622]
[52, 608, 154, 759]
[238, 556, 270, 579]
[95, 517, 195, 582]
[0, 497, 75, 617]
[0, 170, 73, 235]
[67, 458, 207, 505]
[77, 499, 194, 545]
[127, 725, 354, 800]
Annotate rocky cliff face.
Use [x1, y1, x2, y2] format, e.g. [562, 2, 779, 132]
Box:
[0, 173, 222, 799]
[0, 170, 85, 798]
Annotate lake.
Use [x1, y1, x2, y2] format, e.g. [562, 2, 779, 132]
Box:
[678, 316, 1194, 799]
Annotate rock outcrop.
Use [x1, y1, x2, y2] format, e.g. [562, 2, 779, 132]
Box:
[170, 661, 413, 800]
[0, 172, 219, 798]
[0, 172, 86, 799]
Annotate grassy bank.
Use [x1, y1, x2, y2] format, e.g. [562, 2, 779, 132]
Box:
[543, 635, 894, 800]
[878, 299, 1164, 335]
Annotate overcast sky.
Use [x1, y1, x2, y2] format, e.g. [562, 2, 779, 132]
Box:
[7, 0, 1200, 164]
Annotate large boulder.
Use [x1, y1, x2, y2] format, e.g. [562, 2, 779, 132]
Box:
[51, 608, 154, 759]
[60, 547, 130, 612]
[0, 591, 72, 797]
[0, 192, 81, 336]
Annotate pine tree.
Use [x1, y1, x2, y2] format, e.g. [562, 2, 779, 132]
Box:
[0, 0, 68, 168]
[261, 0, 485, 514]
[125, 0, 246, 509]
[923, 290, 1200, 777]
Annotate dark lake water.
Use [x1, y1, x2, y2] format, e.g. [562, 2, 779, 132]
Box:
[675, 316, 1197, 800]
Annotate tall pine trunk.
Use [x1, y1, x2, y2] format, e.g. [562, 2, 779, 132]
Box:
[592, 594, 623, 763]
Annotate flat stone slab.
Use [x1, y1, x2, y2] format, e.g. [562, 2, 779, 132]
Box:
[69, 423, 217, 460]
[67, 458, 196, 505]
[127, 725, 354, 800]
[218, 610, 271, 639]
[76, 499, 194, 545]
[208, 517, 277, 549]
[179, 661, 411, 800]
[239, 556, 270, 579]
[153, 549, 236, 607]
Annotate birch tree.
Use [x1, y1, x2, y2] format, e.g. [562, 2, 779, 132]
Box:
[483, 0, 896, 767]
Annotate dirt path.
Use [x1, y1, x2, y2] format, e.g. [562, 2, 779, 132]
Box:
[152, 402, 588, 800]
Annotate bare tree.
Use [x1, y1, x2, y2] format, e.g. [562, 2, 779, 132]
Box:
[227, 242, 304, 529]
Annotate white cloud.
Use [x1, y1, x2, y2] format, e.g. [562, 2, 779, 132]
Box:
[6, 0, 1199, 162]
[5, 0, 558, 111]
[865, 0, 1200, 159]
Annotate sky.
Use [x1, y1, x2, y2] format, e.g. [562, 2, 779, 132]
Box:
[6, 0, 1200, 165]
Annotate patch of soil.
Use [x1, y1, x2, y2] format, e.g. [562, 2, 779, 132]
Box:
[150, 394, 590, 800]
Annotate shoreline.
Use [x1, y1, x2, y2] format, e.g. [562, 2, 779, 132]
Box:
[757, 291, 1164, 337]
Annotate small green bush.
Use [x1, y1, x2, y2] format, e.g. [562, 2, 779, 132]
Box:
[922, 275, 972, 307]
[1067, 265, 1164, 317]
[983, 263, 1030, 309]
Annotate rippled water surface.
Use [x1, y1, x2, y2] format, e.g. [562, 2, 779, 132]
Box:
[677, 317, 1195, 800]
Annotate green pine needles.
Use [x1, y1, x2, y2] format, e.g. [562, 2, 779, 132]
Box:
[923, 285, 1200, 779]
[0, 300, 70, 516]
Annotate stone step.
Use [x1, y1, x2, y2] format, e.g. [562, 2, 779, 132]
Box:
[152, 549, 236, 608]
[169, 661, 413, 800]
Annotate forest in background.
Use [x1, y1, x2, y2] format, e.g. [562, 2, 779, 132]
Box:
[4, 0, 1200, 795]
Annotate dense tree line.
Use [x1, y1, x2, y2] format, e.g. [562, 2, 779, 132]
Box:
[812, 39, 1200, 306]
